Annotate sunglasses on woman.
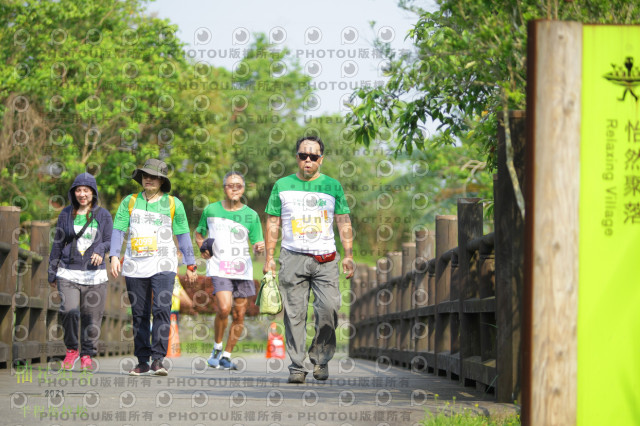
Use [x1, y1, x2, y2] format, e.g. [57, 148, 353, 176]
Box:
[141, 172, 161, 180]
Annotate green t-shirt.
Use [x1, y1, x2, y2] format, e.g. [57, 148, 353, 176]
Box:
[113, 193, 190, 277]
[196, 201, 263, 279]
[265, 174, 350, 255]
[113, 193, 189, 234]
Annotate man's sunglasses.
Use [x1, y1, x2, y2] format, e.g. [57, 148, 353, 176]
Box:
[297, 152, 322, 162]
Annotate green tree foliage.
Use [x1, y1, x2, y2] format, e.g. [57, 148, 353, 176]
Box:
[1, 0, 500, 261]
[209, 35, 314, 215]
[0, 0, 227, 222]
[347, 0, 640, 168]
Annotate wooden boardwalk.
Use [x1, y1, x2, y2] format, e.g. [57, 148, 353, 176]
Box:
[2, 351, 518, 426]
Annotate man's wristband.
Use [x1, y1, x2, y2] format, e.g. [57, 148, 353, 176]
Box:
[186, 264, 197, 272]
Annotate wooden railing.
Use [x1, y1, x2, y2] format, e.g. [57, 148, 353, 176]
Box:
[0, 206, 132, 368]
[350, 200, 501, 389]
[349, 111, 525, 403]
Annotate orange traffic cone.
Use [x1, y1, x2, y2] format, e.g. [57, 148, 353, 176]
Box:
[266, 323, 285, 359]
[166, 313, 181, 358]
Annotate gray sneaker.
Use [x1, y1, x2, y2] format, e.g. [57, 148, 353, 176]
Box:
[288, 372, 306, 384]
[313, 364, 329, 380]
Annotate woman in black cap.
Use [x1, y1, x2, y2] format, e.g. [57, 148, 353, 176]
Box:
[109, 158, 197, 376]
[48, 172, 113, 371]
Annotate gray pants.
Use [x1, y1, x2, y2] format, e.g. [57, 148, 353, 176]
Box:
[278, 248, 341, 374]
[57, 277, 107, 357]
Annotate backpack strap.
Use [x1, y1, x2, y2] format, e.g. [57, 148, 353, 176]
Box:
[128, 193, 175, 222]
[74, 212, 94, 240]
[128, 193, 139, 217]
[168, 195, 175, 222]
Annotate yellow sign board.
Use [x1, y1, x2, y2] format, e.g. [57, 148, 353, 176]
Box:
[580, 25, 640, 425]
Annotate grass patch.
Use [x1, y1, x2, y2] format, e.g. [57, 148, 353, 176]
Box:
[420, 397, 521, 426]
[421, 412, 520, 426]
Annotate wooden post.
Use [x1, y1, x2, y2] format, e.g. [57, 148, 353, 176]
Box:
[367, 266, 377, 355]
[401, 242, 415, 311]
[435, 216, 457, 304]
[351, 265, 362, 324]
[376, 257, 389, 287]
[524, 20, 581, 425]
[0, 207, 21, 366]
[387, 251, 402, 281]
[386, 251, 402, 315]
[457, 198, 483, 384]
[360, 264, 370, 321]
[376, 257, 389, 353]
[413, 230, 432, 309]
[415, 228, 434, 262]
[401, 242, 415, 277]
[400, 242, 414, 353]
[29, 221, 50, 362]
[45, 218, 65, 359]
[350, 266, 359, 324]
[357, 264, 369, 321]
[376, 257, 389, 317]
[434, 215, 457, 374]
[496, 111, 526, 403]
[449, 251, 460, 369]
[427, 260, 436, 358]
[479, 245, 496, 366]
[29, 222, 49, 295]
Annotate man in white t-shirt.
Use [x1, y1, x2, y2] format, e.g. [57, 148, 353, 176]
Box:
[264, 136, 354, 384]
[196, 172, 265, 370]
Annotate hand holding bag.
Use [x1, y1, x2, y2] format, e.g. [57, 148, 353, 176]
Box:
[255, 271, 282, 315]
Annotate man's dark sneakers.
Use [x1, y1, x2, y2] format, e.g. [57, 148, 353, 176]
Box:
[313, 364, 329, 380]
[288, 372, 306, 384]
[129, 363, 150, 376]
[150, 358, 168, 376]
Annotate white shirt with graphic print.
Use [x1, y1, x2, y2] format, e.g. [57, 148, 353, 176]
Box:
[196, 202, 264, 280]
[57, 214, 108, 285]
[266, 174, 350, 255]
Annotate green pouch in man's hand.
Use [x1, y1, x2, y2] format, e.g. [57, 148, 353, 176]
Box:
[255, 271, 282, 315]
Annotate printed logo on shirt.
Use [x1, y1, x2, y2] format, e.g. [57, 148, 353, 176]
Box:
[75, 222, 98, 256]
[231, 226, 247, 242]
[219, 259, 247, 275]
[291, 211, 330, 240]
[131, 212, 170, 227]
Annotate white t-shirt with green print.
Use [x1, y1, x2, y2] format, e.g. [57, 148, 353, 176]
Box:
[57, 213, 108, 285]
[196, 202, 264, 280]
[266, 174, 350, 255]
[113, 193, 190, 278]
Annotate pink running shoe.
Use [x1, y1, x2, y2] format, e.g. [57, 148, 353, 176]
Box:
[62, 349, 79, 370]
[80, 355, 95, 371]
